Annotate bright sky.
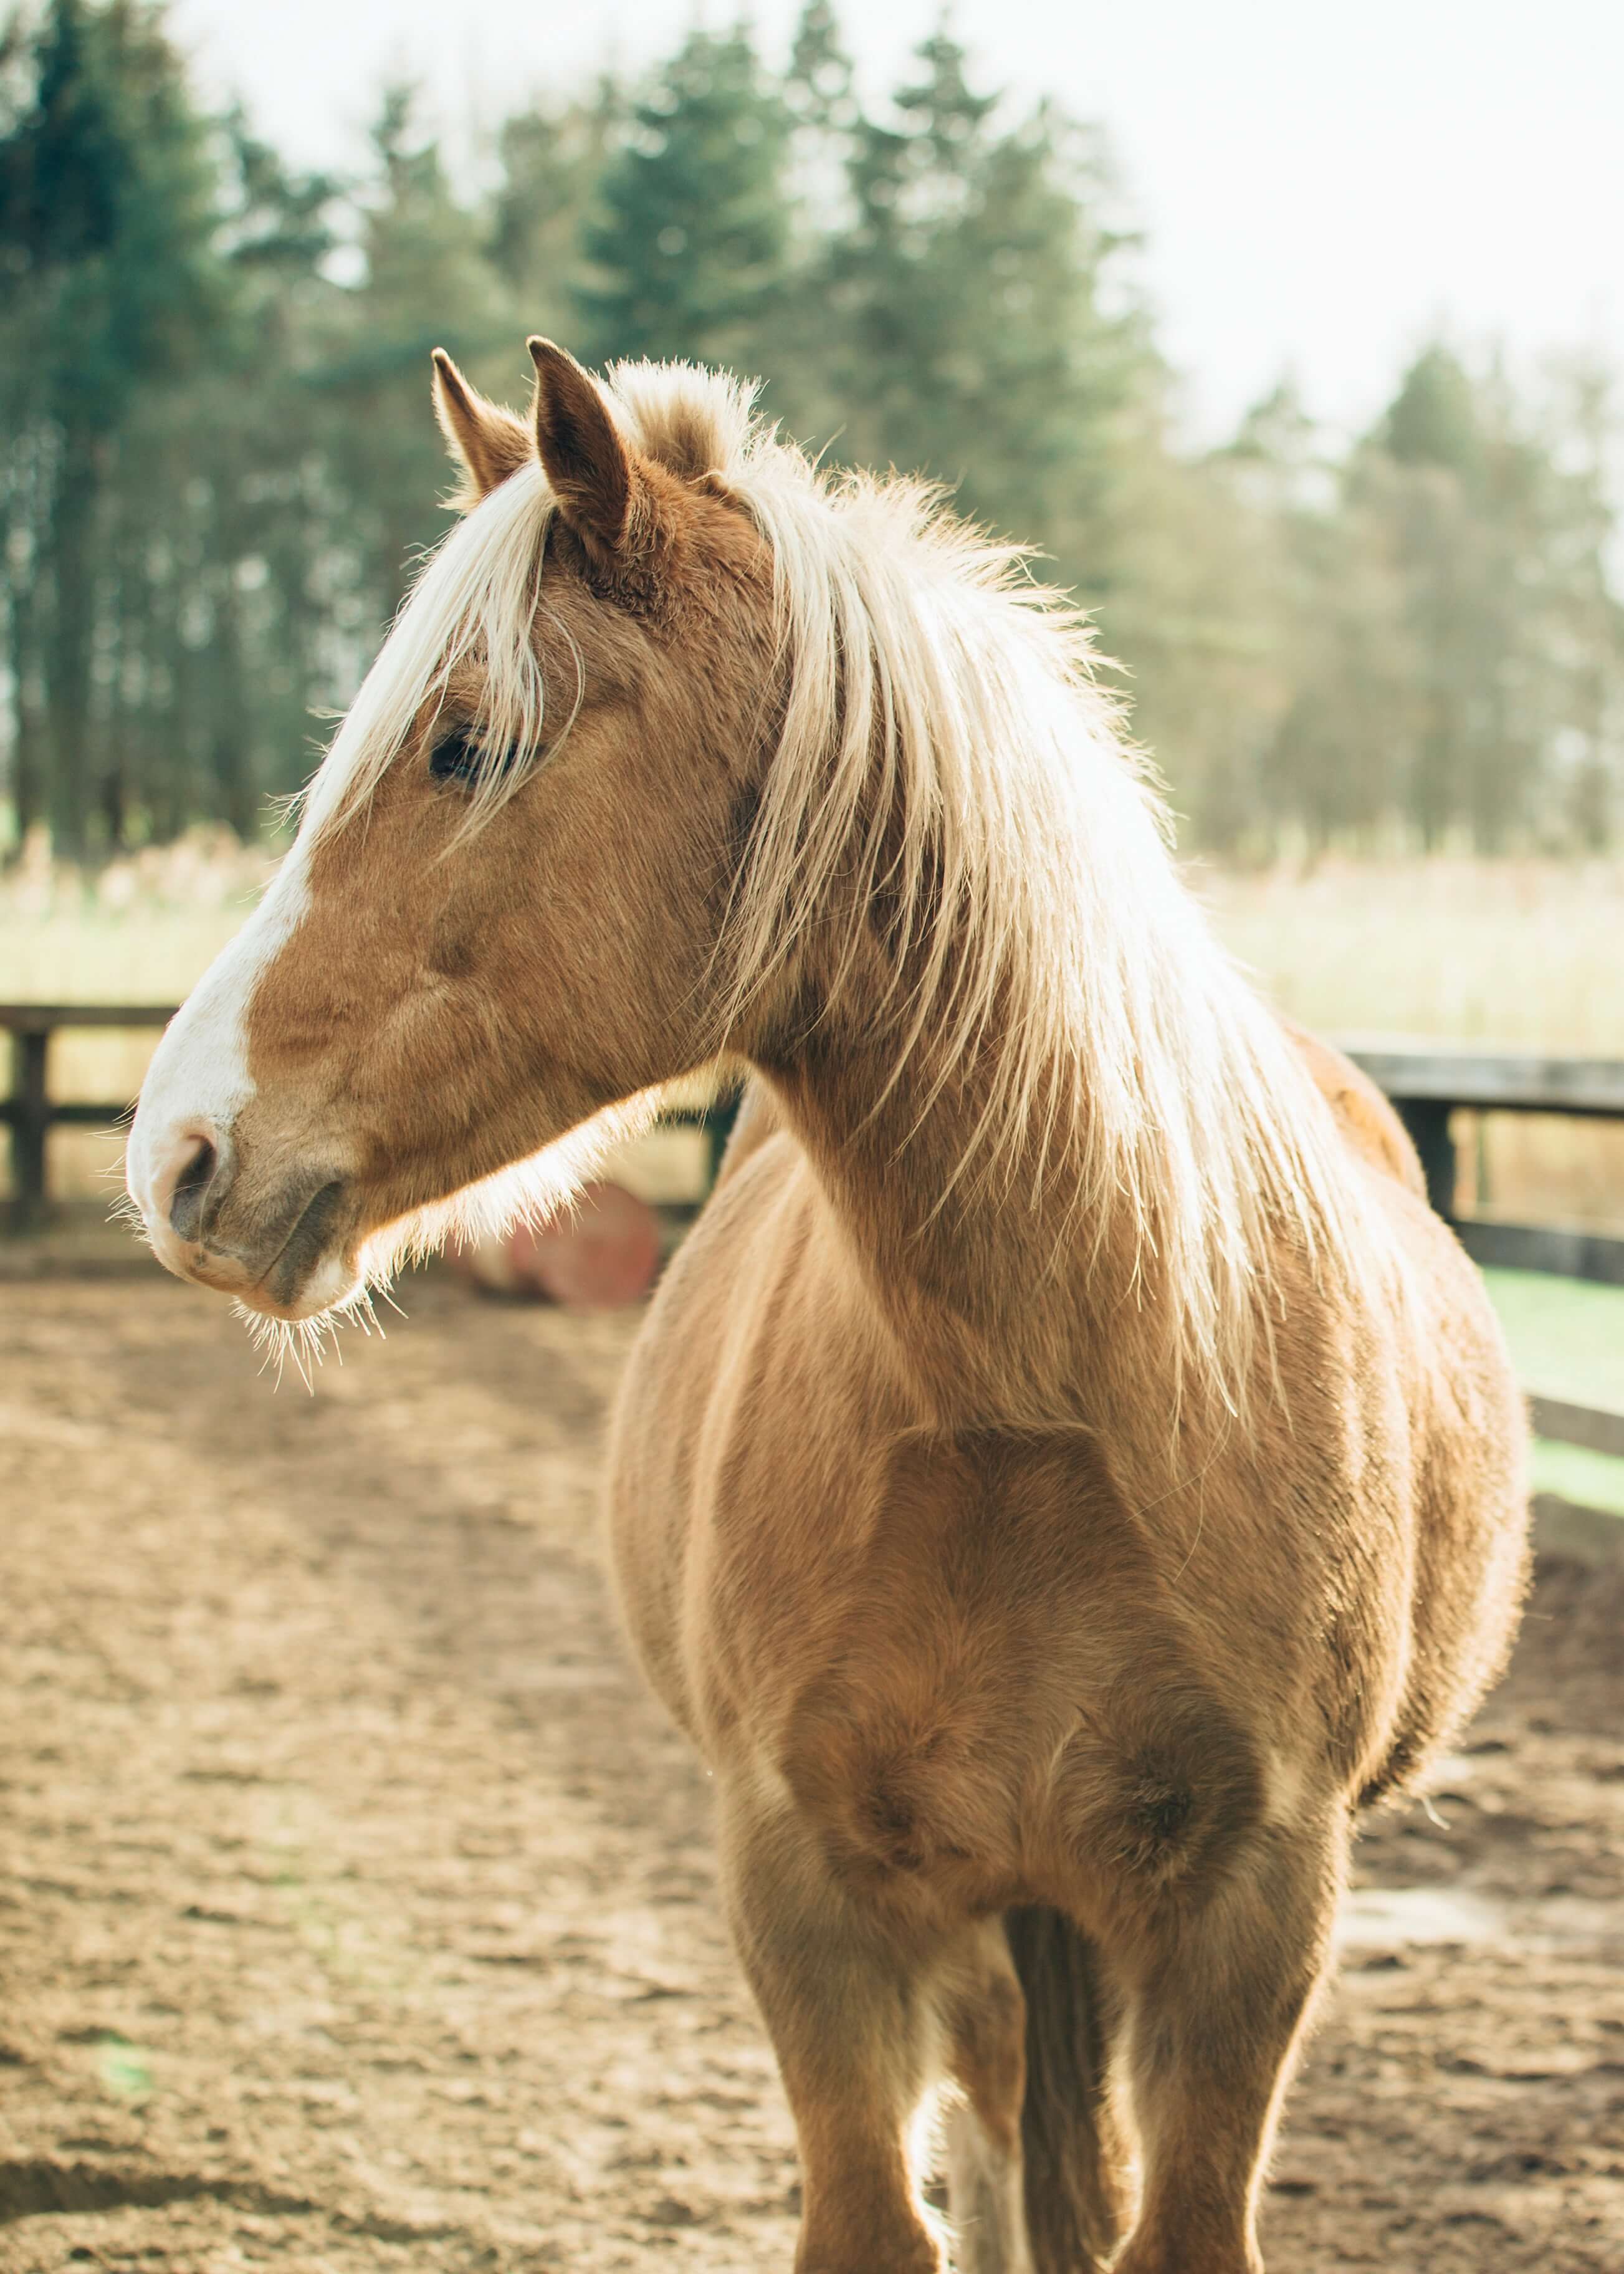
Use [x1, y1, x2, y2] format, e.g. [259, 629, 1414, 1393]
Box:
[169, 0, 1624, 443]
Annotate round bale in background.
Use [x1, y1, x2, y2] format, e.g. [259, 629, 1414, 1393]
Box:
[451, 1181, 662, 1309]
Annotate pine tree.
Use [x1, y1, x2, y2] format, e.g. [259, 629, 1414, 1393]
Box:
[184, 113, 340, 832]
[822, 31, 1146, 595]
[1543, 356, 1624, 849]
[783, 0, 859, 223]
[821, 29, 996, 479]
[1362, 347, 1538, 848]
[489, 78, 619, 341]
[312, 85, 513, 628]
[576, 28, 793, 381]
[786, 0, 853, 130]
[0, 0, 229, 853]
[1, 4, 1618, 858]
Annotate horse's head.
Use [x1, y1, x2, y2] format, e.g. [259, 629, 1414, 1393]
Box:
[126, 342, 776, 1324]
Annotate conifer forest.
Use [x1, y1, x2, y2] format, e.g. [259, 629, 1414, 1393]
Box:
[2, 0, 1621, 860]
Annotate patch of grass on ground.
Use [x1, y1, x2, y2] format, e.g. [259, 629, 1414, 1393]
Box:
[1481, 1269, 1624, 1517]
[1531, 1439, 1624, 1517]
[1482, 1269, 1624, 1411]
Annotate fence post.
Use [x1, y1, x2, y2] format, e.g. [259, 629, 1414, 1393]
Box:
[10, 1025, 49, 1227]
[1394, 1097, 1456, 1221]
[703, 1090, 742, 1185]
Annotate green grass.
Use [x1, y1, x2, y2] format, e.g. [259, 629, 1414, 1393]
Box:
[1530, 1440, 1624, 1517]
[1482, 1269, 1624, 1411]
[1481, 1269, 1624, 1517]
[94, 2033, 154, 2102]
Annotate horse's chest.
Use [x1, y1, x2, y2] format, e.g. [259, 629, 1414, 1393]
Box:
[769, 1570, 1064, 1911]
[698, 1434, 1270, 1922]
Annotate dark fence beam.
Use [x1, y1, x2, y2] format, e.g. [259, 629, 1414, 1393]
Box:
[1342, 1040, 1624, 1290]
[5, 1017, 1624, 1296]
[0, 1003, 174, 1032]
[1531, 1395, 1624, 1461]
[1342, 1041, 1624, 1120]
[1458, 1219, 1624, 1289]
[8, 1029, 49, 1229]
[0, 1005, 173, 1229]
[1392, 1096, 1457, 1220]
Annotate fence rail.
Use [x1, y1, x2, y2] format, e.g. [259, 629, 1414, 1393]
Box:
[1340, 1039, 1624, 1288]
[4, 1007, 1621, 1466]
[1, 1004, 171, 1232]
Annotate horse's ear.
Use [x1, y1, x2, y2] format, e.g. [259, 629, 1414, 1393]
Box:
[431, 349, 531, 504]
[527, 337, 636, 564]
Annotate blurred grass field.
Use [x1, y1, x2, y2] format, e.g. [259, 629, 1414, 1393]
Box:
[1194, 856, 1624, 1052]
[1198, 855, 1624, 1235]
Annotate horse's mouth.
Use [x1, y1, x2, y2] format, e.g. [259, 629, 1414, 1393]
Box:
[251, 1178, 355, 1313]
[148, 1168, 365, 1323]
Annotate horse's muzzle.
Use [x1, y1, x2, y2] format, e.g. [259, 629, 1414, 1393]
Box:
[133, 1128, 361, 1318]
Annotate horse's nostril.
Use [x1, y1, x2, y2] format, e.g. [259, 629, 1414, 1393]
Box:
[168, 1138, 218, 1241]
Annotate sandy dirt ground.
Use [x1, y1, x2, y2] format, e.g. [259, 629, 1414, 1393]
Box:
[1, 1270, 1620, 2273]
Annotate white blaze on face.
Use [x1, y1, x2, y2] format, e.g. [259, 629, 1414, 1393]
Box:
[125, 848, 312, 1275]
[123, 456, 557, 1305]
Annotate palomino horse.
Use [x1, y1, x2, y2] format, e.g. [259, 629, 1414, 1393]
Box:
[127, 341, 1529, 2272]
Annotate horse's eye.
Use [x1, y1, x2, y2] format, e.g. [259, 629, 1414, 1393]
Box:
[429, 729, 510, 787]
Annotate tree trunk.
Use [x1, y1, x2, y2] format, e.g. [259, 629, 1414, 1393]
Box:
[44, 429, 100, 858]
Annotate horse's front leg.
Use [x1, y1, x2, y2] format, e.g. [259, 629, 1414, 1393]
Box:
[1111, 1812, 1347, 2274]
[940, 1917, 1034, 2274]
[719, 1778, 949, 2274]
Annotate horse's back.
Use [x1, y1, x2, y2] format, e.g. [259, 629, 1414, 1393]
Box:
[1284, 1017, 1426, 1198]
[1287, 1016, 1527, 1780]
[1355, 1159, 1531, 1795]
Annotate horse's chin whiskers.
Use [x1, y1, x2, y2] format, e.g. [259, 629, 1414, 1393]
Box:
[105, 1187, 151, 1242]
[237, 1302, 326, 1393]
[232, 1272, 389, 1391]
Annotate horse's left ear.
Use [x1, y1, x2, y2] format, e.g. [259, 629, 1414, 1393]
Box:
[431, 350, 532, 504]
[527, 337, 638, 565]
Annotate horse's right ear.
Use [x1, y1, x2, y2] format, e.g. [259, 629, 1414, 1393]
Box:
[431, 349, 531, 504]
[527, 338, 636, 565]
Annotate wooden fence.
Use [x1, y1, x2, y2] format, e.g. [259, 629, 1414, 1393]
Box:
[7, 1008, 1618, 1260]
[1, 1002, 173, 1227]
[1344, 1042, 1624, 1288]
[3, 1005, 1621, 1475]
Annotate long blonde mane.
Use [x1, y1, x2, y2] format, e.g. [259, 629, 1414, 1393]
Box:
[305, 357, 1401, 1414]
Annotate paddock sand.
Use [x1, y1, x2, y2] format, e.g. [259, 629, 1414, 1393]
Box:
[1, 1273, 1620, 2273]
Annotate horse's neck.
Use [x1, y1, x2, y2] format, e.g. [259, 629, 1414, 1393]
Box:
[755, 995, 1159, 1434]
